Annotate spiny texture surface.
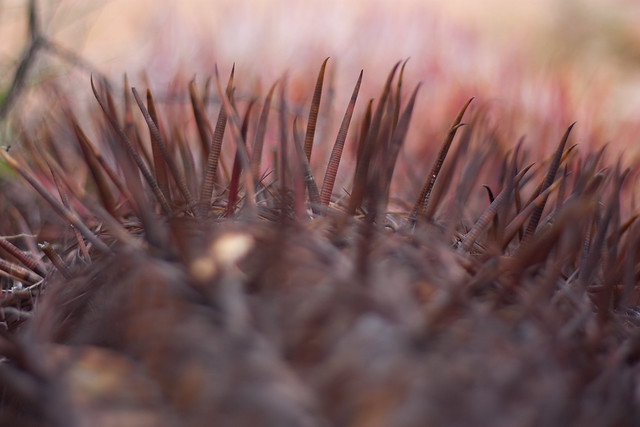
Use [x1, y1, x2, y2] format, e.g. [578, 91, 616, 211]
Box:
[0, 62, 639, 426]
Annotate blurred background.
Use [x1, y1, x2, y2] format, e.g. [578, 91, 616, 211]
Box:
[0, 0, 639, 157]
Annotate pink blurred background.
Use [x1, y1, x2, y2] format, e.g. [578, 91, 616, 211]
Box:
[1, 0, 640, 158]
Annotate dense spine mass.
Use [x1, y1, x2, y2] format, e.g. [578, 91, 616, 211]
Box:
[0, 61, 639, 426]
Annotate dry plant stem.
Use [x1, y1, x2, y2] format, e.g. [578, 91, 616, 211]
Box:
[226, 100, 256, 217]
[482, 185, 499, 240]
[173, 130, 197, 194]
[521, 123, 575, 243]
[356, 100, 373, 162]
[213, 66, 257, 219]
[91, 77, 171, 214]
[320, 70, 363, 206]
[348, 61, 401, 216]
[410, 97, 474, 224]
[47, 164, 91, 261]
[526, 144, 578, 204]
[72, 122, 135, 214]
[251, 82, 278, 181]
[72, 123, 116, 216]
[132, 87, 195, 206]
[120, 75, 152, 168]
[0, 237, 46, 278]
[304, 58, 329, 162]
[145, 89, 170, 196]
[382, 83, 421, 209]
[197, 66, 234, 218]
[0, 149, 110, 254]
[292, 118, 310, 219]
[0, 258, 41, 285]
[38, 242, 71, 279]
[458, 164, 533, 253]
[377, 89, 395, 157]
[392, 59, 410, 132]
[291, 117, 321, 213]
[122, 75, 138, 162]
[279, 79, 290, 220]
[502, 179, 562, 249]
[579, 196, 616, 288]
[508, 200, 590, 288]
[189, 80, 214, 161]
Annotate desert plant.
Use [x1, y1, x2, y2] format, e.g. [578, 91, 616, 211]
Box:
[0, 56, 638, 426]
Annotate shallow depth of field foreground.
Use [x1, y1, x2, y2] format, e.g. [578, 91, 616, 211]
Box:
[1, 1, 640, 426]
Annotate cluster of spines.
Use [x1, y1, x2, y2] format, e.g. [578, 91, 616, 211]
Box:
[0, 59, 638, 331]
